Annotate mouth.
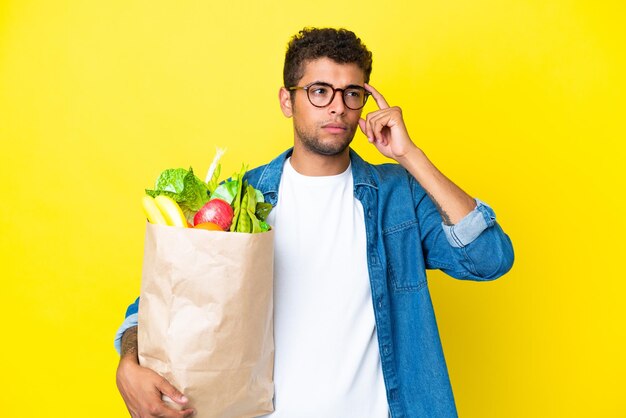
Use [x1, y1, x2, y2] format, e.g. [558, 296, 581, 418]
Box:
[321, 123, 348, 134]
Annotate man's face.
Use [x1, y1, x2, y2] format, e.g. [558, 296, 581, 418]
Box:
[281, 57, 365, 156]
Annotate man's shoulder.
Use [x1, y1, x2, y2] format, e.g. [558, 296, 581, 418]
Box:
[371, 163, 417, 194]
[243, 163, 271, 193]
[243, 148, 293, 196]
[244, 163, 267, 184]
[351, 152, 425, 204]
[351, 152, 412, 186]
[368, 161, 409, 178]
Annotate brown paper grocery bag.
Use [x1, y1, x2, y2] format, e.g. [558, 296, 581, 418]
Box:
[137, 222, 275, 418]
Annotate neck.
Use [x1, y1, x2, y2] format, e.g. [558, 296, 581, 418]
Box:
[290, 143, 351, 176]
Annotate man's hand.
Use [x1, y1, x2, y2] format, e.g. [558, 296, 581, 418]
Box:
[359, 84, 477, 225]
[116, 327, 195, 418]
[358, 83, 417, 161]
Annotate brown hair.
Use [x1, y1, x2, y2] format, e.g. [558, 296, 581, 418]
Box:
[283, 27, 373, 90]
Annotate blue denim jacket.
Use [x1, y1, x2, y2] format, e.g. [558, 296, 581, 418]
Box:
[115, 148, 514, 418]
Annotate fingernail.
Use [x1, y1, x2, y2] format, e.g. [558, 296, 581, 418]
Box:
[181, 395, 189, 403]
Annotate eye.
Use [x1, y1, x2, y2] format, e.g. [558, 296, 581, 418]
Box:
[345, 89, 363, 98]
[309, 84, 330, 96]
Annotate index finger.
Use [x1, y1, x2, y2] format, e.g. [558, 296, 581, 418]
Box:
[364, 83, 390, 109]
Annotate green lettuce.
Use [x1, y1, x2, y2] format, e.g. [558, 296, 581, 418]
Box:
[210, 179, 239, 205]
[145, 167, 210, 222]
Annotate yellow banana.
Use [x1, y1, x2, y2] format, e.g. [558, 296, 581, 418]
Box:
[142, 195, 168, 225]
[154, 195, 188, 228]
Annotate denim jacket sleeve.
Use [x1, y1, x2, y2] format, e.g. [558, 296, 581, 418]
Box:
[412, 178, 514, 281]
[114, 297, 140, 354]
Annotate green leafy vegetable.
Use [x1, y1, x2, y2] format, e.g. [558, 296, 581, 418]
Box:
[255, 202, 272, 222]
[207, 164, 221, 194]
[229, 164, 248, 232]
[254, 189, 264, 203]
[145, 167, 209, 223]
[245, 185, 263, 233]
[259, 221, 270, 232]
[211, 179, 238, 205]
[236, 189, 252, 233]
[205, 147, 226, 194]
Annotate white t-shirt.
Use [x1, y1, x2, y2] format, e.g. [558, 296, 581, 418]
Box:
[260, 158, 389, 418]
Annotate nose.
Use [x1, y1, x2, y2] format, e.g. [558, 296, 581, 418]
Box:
[327, 90, 346, 115]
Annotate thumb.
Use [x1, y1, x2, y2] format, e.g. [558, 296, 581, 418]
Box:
[156, 378, 189, 405]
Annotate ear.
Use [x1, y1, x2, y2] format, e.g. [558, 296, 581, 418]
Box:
[279, 87, 293, 117]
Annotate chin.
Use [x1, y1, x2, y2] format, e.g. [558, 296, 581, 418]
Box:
[303, 137, 352, 156]
[296, 126, 356, 157]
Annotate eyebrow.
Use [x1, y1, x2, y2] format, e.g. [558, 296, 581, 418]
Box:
[311, 81, 365, 89]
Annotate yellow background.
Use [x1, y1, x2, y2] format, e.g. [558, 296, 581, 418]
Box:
[1, 0, 624, 416]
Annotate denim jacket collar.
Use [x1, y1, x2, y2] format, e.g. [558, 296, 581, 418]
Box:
[254, 147, 378, 206]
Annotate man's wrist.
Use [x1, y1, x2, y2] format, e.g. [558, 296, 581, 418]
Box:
[395, 145, 426, 175]
[119, 353, 139, 366]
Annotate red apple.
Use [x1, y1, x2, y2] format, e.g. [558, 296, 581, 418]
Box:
[194, 198, 234, 231]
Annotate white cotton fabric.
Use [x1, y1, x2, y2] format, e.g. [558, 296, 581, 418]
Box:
[259, 158, 389, 418]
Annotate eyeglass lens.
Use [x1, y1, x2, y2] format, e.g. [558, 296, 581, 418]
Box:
[307, 83, 367, 109]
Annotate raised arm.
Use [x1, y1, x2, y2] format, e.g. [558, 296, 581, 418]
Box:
[360, 83, 514, 280]
[359, 83, 476, 224]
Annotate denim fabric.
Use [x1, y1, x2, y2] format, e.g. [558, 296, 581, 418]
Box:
[442, 198, 493, 248]
[115, 148, 514, 417]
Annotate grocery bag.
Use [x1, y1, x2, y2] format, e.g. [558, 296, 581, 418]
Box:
[137, 222, 275, 418]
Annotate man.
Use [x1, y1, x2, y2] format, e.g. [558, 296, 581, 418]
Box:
[115, 27, 514, 418]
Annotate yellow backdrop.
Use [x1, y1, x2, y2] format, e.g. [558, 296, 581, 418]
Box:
[1, 0, 624, 416]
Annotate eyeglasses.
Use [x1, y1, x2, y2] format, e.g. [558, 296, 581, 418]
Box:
[288, 82, 370, 110]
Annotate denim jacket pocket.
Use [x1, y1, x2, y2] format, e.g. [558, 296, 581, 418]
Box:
[383, 220, 428, 292]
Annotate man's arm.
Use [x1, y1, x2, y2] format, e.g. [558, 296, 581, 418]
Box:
[413, 182, 514, 280]
[120, 325, 139, 360]
[360, 84, 514, 280]
[116, 324, 195, 417]
[396, 147, 476, 226]
[359, 83, 476, 225]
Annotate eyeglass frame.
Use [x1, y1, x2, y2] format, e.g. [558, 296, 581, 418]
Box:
[287, 81, 371, 110]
